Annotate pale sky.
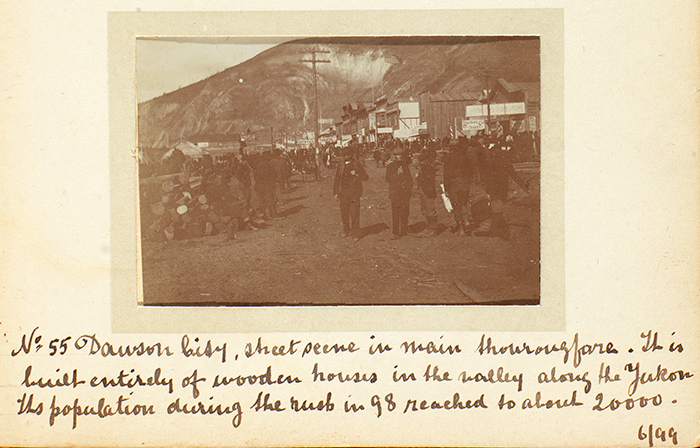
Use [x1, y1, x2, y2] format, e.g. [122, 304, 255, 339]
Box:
[136, 37, 291, 102]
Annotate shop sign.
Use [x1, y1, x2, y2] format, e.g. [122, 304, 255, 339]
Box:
[466, 102, 526, 117]
[461, 118, 486, 131]
[505, 102, 526, 114]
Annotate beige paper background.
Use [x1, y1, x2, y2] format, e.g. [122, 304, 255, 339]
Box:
[1, 1, 699, 447]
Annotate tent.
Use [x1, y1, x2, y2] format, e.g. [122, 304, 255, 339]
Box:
[161, 141, 206, 161]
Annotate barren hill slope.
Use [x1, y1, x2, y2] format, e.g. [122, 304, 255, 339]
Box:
[138, 36, 539, 148]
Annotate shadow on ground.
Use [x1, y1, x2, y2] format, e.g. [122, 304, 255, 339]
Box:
[359, 222, 390, 239]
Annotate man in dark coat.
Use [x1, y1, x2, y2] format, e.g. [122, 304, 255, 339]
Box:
[386, 147, 413, 239]
[270, 149, 292, 202]
[254, 151, 279, 219]
[474, 138, 530, 239]
[443, 139, 476, 235]
[205, 173, 247, 240]
[333, 147, 368, 240]
[235, 155, 253, 214]
[373, 148, 382, 167]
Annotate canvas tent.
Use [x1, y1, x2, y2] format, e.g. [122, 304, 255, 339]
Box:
[161, 141, 206, 161]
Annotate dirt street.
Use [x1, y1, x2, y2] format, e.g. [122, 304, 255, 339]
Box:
[141, 160, 539, 306]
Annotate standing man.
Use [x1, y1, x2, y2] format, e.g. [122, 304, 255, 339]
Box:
[236, 155, 253, 215]
[373, 147, 382, 167]
[475, 138, 530, 239]
[386, 147, 413, 239]
[443, 139, 476, 236]
[254, 151, 279, 220]
[333, 147, 368, 241]
[306, 147, 320, 182]
[206, 173, 247, 241]
[379, 146, 389, 167]
[270, 149, 290, 203]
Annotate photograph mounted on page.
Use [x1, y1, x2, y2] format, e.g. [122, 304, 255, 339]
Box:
[136, 36, 541, 306]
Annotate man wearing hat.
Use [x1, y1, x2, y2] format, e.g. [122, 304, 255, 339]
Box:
[474, 138, 530, 239]
[443, 138, 476, 236]
[333, 147, 368, 241]
[386, 147, 413, 239]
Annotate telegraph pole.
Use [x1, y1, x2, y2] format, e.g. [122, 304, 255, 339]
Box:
[300, 48, 330, 151]
[477, 68, 497, 135]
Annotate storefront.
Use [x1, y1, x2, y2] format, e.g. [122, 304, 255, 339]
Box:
[463, 79, 540, 137]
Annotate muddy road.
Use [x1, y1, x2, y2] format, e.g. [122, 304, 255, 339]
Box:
[142, 160, 539, 306]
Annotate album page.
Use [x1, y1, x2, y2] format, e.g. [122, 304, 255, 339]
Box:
[0, 3, 698, 447]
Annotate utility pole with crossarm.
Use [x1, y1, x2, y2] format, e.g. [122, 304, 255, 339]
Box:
[300, 48, 331, 152]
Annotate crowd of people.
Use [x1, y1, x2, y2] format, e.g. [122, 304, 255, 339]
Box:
[139, 130, 536, 244]
[333, 133, 533, 241]
[140, 149, 302, 242]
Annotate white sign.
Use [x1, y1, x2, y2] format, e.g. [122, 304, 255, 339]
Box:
[466, 104, 487, 117]
[505, 102, 526, 114]
[465, 102, 527, 118]
[462, 118, 486, 131]
[489, 103, 506, 116]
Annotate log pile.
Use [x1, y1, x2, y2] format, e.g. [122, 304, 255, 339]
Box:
[140, 173, 235, 242]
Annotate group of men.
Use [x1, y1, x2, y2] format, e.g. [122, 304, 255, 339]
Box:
[145, 133, 531, 243]
[333, 136, 531, 241]
[197, 149, 295, 239]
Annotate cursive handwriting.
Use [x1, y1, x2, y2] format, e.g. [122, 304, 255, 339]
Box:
[74, 335, 173, 358]
[49, 395, 155, 429]
[476, 333, 618, 367]
[624, 362, 693, 396]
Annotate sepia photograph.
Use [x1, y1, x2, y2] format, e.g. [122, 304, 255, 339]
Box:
[137, 36, 541, 306]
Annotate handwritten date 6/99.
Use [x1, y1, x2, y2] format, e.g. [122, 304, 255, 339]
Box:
[638, 424, 678, 447]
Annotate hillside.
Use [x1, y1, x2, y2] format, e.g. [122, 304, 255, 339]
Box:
[138, 36, 540, 148]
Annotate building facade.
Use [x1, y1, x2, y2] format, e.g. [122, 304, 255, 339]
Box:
[418, 79, 540, 140]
